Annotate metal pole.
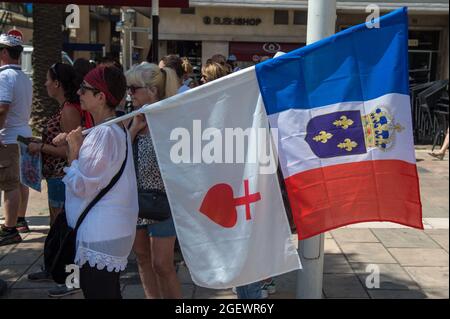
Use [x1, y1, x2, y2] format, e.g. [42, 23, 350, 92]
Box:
[296, 0, 336, 299]
[151, 0, 159, 63]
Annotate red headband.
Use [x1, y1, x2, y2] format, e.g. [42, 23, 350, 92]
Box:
[84, 67, 120, 106]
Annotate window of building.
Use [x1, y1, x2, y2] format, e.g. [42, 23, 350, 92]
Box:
[274, 10, 289, 25]
[294, 11, 307, 25]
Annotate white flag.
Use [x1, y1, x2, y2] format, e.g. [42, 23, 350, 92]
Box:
[144, 68, 301, 289]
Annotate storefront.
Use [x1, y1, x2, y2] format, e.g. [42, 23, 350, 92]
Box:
[151, 1, 448, 82]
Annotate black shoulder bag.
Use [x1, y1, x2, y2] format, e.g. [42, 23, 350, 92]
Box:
[130, 126, 171, 222]
[44, 128, 128, 284]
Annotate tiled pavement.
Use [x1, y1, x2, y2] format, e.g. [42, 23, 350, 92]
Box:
[0, 148, 448, 299]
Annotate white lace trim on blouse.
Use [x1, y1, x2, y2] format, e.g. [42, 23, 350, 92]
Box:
[75, 246, 127, 273]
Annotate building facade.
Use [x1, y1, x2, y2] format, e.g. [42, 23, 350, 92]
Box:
[150, 0, 449, 83]
[1, 1, 448, 83]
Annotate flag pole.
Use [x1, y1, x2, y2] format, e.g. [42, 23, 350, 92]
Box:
[296, 0, 336, 299]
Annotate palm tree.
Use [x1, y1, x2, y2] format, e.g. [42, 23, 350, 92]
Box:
[31, 4, 64, 134]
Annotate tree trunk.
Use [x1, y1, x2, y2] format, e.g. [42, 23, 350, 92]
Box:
[31, 4, 64, 134]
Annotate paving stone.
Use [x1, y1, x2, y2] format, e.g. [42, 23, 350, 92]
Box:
[425, 229, 449, 252]
[324, 239, 341, 254]
[59, 291, 84, 299]
[324, 254, 353, 274]
[423, 289, 449, 299]
[323, 274, 369, 299]
[367, 289, 427, 299]
[181, 284, 195, 299]
[351, 263, 419, 290]
[123, 284, 146, 299]
[269, 291, 296, 299]
[331, 229, 379, 243]
[193, 286, 236, 299]
[4, 288, 50, 299]
[371, 229, 440, 248]
[388, 248, 449, 267]
[0, 265, 29, 285]
[339, 243, 397, 264]
[423, 218, 449, 229]
[272, 270, 297, 296]
[12, 262, 56, 289]
[404, 267, 449, 290]
[177, 264, 194, 285]
[0, 247, 42, 266]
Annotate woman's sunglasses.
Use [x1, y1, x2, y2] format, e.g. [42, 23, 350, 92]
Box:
[127, 86, 145, 94]
[49, 63, 60, 80]
[79, 83, 101, 95]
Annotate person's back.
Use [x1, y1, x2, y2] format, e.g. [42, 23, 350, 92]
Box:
[0, 64, 32, 144]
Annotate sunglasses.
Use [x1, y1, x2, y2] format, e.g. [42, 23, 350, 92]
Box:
[127, 86, 145, 94]
[49, 63, 60, 80]
[79, 83, 101, 95]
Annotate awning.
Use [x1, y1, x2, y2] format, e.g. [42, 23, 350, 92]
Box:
[1, 0, 188, 7]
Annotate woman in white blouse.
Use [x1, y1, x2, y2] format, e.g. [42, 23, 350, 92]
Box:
[58, 66, 138, 299]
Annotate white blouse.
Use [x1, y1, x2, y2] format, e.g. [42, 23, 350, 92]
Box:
[63, 124, 139, 272]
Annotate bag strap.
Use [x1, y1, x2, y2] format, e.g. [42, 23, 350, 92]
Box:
[73, 126, 128, 233]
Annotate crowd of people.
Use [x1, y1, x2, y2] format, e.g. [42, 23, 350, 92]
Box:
[1, 32, 273, 299]
[2, 31, 447, 300]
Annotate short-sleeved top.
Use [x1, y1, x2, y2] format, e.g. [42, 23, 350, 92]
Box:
[42, 102, 94, 179]
[0, 65, 32, 144]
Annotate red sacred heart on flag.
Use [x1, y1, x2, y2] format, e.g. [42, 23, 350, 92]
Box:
[199, 180, 261, 228]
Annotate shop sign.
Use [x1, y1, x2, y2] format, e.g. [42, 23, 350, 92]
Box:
[203, 16, 262, 26]
[263, 43, 282, 54]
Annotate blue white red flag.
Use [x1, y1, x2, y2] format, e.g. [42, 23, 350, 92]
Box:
[255, 7, 423, 239]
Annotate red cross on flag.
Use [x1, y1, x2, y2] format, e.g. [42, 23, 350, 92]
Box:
[144, 70, 301, 289]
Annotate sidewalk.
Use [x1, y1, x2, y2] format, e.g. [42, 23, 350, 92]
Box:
[0, 148, 448, 299]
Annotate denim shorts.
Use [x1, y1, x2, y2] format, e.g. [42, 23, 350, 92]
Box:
[46, 177, 65, 209]
[138, 217, 177, 238]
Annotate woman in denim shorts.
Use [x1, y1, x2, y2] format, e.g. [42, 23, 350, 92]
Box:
[126, 62, 182, 299]
[28, 63, 93, 224]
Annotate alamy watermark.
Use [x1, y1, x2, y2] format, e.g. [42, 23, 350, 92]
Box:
[365, 264, 381, 289]
[65, 264, 80, 289]
[65, 4, 80, 29]
[169, 121, 279, 175]
[366, 4, 381, 29]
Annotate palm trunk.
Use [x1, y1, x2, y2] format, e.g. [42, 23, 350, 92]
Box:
[31, 4, 64, 135]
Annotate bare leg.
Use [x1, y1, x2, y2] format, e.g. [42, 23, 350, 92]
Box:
[151, 236, 182, 299]
[132, 229, 160, 299]
[3, 188, 20, 228]
[430, 128, 449, 159]
[17, 184, 29, 219]
[439, 128, 449, 154]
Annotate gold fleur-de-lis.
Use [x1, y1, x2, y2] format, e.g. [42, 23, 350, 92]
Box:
[313, 131, 333, 143]
[337, 139, 358, 152]
[333, 116, 354, 129]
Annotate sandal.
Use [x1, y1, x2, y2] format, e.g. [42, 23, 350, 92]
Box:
[428, 152, 445, 160]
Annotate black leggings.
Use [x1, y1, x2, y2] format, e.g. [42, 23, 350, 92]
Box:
[80, 264, 122, 299]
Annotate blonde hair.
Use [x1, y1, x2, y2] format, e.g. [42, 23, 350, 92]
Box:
[125, 62, 179, 99]
[202, 62, 228, 83]
[181, 57, 193, 75]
